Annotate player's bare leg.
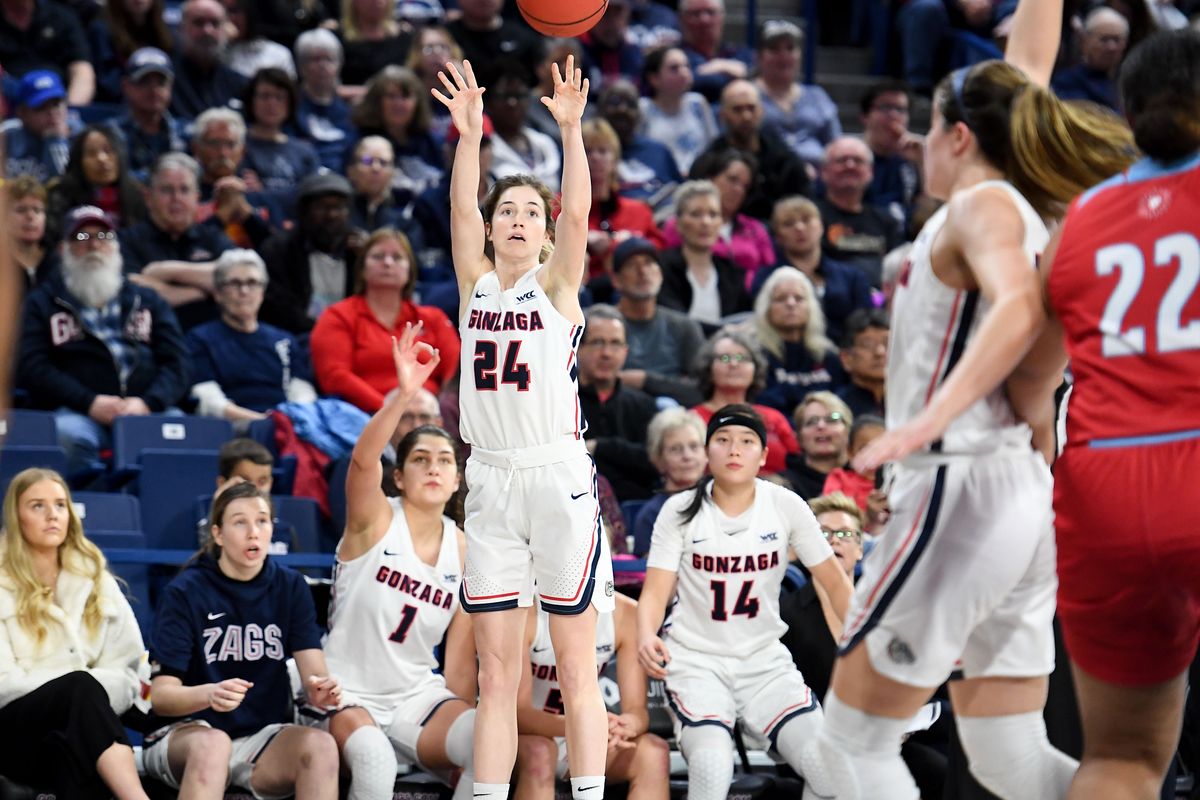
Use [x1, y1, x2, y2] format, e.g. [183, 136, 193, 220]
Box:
[473, 607, 528, 796]
[1067, 665, 1185, 800]
[548, 606, 607, 799]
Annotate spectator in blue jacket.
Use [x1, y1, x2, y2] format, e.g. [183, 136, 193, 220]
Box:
[16, 206, 190, 474]
[597, 78, 682, 212]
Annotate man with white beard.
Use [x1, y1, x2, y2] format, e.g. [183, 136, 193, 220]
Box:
[16, 206, 190, 476]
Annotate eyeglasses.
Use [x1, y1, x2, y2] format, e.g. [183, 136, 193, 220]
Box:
[72, 231, 116, 242]
[219, 278, 265, 291]
[828, 155, 869, 167]
[871, 103, 909, 115]
[801, 412, 845, 428]
[715, 353, 752, 364]
[358, 155, 394, 168]
[582, 339, 627, 350]
[821, 528, 861, 542]
[400, 411, 439, 424]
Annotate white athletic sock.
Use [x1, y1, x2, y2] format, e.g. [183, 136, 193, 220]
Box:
[570, 775, 605, 800]
[957, 711, 1078, 800]
[343, 725, 397, 800]
[472, 782, 510, 800]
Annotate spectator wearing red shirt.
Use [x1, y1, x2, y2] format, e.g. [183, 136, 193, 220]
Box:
[310, 227, 459, 412]
[581, 118, 664, 298]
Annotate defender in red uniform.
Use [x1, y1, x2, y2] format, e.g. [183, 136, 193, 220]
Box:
[1018, 29, 1200, 800]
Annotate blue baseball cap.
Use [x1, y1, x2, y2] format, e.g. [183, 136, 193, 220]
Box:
[17, 70, 65, 109]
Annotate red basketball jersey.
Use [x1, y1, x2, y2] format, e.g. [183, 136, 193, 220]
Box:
[1049, 154, 1200, 446]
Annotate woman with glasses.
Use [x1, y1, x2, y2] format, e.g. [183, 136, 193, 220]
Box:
[637, 405, 853, 800]
[311, 228, 460, 412]
[780, 391, 853, 500]
[186, 249, 318, 423]
[689, 329, 799, 476]
[735, 266, 843, 418]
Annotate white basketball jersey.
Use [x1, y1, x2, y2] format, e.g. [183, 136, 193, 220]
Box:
[529, 608, 616, 714]
[459, 265, 586, 451]
[324, 499, 462, 705]
[887, 180, 1048, 454]
[646, 480, 833, 658]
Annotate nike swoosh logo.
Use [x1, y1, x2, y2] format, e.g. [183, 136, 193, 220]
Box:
[576, 787, 600, 793]
[207, 612, 225, 620]
[570, 491, 588, 500]
[475, 292, 488, 298]
[691, 538, 707, 544]
[383, 549, 403, 556]
[532, 645, 550, 653]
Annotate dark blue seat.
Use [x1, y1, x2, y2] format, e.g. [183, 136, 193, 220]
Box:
[0, 410, 58, 446]
[620, 499, 648, 536]
[0, 445, 69, 495]
[137, 450, 220, 550]
[88, 529, 154, 640]
[73, 491, 142, 532]
[112, 415, 233, 473]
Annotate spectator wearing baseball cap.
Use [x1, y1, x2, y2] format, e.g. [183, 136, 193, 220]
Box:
[0, 0, 95, 106]
[610, 236, 706, 407]
[107, 48, 188, 181]
[258, 171, 363, 333]
[1, 70, 74, 182]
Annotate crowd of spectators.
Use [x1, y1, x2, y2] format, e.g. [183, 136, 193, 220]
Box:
[6, 0, 1197, 554]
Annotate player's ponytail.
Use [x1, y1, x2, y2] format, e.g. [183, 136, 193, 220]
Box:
[1119, 29, 1200, 162]
[678, 475, 714, 525]
[936, 60, 1136, 219]
[1009, 83, 1136, 217]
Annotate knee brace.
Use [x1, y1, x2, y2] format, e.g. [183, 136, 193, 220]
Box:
[679, 726, 735, 800]
[444, 709, 475, 770]
[798, 691, 919, 800]
[343, 725, 398, 800]
[957, 711, 1077, 800]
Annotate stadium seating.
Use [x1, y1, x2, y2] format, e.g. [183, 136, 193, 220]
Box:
[137, 449, 221, 550]
[112, 415, 234, 475]
[0, 445, 69, 496]
[0, 410, 57, 446]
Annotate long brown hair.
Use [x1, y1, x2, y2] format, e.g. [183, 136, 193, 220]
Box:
[480, 175, 557, 264]
[105, 0, 173, 61]
[936, 60, 1136, 218]
[1, 469, 107, 645]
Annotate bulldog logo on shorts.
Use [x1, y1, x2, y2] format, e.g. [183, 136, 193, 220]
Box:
[887, 636, 915, 665]
[604, 580, 614, 597]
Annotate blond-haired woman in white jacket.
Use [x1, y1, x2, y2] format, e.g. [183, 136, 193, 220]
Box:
[0, 467, 150, 799]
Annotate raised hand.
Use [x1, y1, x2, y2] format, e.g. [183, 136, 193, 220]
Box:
[432, 59, 486, 139]
[540, 53, 589, 128]
[392, 322, 441, 396]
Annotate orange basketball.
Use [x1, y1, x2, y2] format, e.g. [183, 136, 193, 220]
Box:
[518, 0, 608, 37]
